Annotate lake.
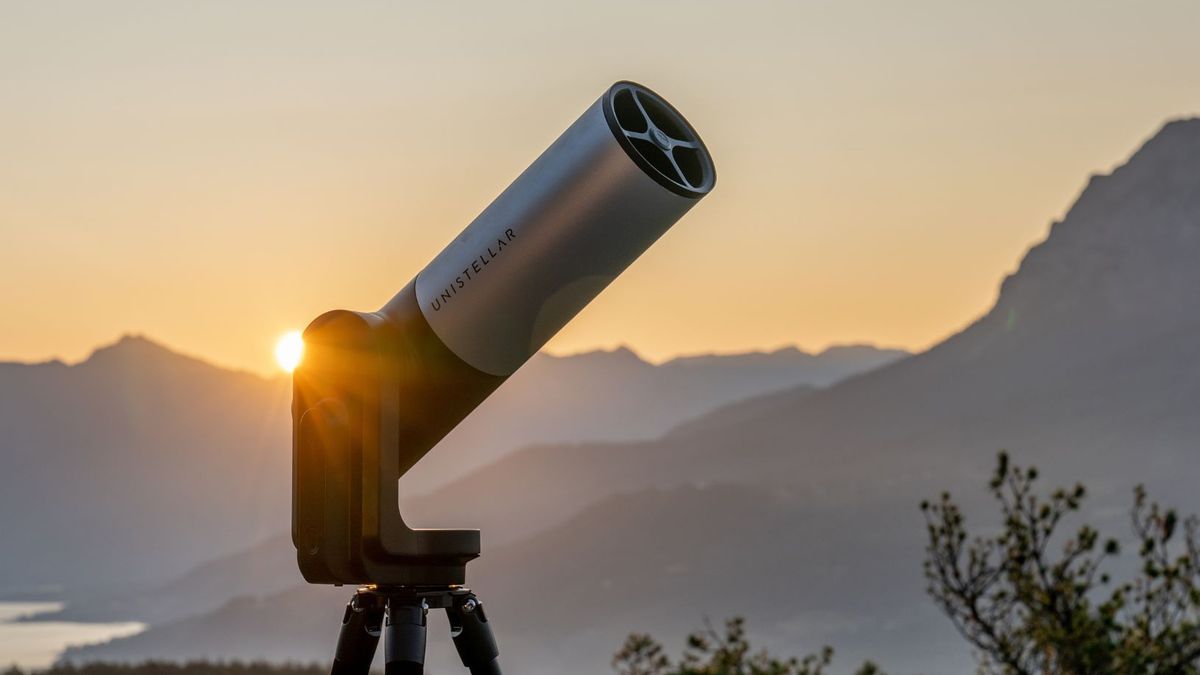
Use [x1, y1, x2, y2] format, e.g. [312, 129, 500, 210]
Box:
[0, 602, 145, 669]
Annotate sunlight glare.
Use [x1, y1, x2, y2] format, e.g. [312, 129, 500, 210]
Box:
[275, 331, 305, 372]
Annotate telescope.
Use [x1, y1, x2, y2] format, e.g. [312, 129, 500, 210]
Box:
[292, 80, 715, 675]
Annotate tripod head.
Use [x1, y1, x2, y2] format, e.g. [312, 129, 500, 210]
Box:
[292, 81, 716, 587]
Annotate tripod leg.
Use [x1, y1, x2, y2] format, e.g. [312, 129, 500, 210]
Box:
[446, 594, 502, 675]
[384, 596, 428, 675]
[331, 591, 384, 675]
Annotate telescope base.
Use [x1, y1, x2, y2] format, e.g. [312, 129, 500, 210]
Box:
[330, 586, 501, 675]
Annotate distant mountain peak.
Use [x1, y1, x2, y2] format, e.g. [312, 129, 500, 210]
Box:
[978, 117, 1200, 343]
[79, 334, 266, 383]
[85, 334, 184, 364]
[815, 344, 910, 359]
[663, 344, 908, 369]
[542, 345, 648, 365]
[1141, 115, 1200, 150]
[663, 347, 813, 367]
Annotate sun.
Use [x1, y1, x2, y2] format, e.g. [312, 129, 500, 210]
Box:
[275, 331, 305, 372]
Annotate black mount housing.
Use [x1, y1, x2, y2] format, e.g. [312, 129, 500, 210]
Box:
[292, 282, 502, 586]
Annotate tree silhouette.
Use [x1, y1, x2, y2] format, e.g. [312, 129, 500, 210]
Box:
[615, 451, 1200, 674]
[612, 616, 885, 675]
[922, 451, 1200, 674]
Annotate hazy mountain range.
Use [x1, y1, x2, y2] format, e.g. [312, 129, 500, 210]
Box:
[51, 117, 1200, 673]
[0, 331, 903, 602]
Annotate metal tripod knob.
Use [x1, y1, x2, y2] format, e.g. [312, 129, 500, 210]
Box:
[448, 594, 501, 675]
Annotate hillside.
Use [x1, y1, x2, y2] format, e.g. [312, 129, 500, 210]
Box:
[400, 343, 905, 493]
[65, 484, 966, 672]
[0, 337, 291, 595]
[0, 335, 899, 604]
[69, 118, 1200, 673]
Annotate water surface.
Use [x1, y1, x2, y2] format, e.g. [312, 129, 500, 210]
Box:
[0, 602, 145, 669]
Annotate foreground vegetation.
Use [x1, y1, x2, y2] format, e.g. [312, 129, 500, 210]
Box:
[614, 452, 1200, 674]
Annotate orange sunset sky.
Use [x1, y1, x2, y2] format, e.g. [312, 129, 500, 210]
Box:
[2, 0, 1198, 375]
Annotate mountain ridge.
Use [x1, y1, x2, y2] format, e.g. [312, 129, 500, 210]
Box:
[6, 335, 906, 380]
[0, 332, 903, 601]
[68, 116, 1200, 673]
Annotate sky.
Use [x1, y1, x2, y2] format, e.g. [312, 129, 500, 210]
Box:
[2, 0, 1198, 376]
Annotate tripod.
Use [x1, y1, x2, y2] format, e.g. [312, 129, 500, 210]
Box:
[330, 585, 501, 675]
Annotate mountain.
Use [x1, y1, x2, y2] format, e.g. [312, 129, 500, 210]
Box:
[0, 334, 902, 603]
[400, 344, 906, 494]
[0, 336, 292, 596]
[69, 118, 1200, 673]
